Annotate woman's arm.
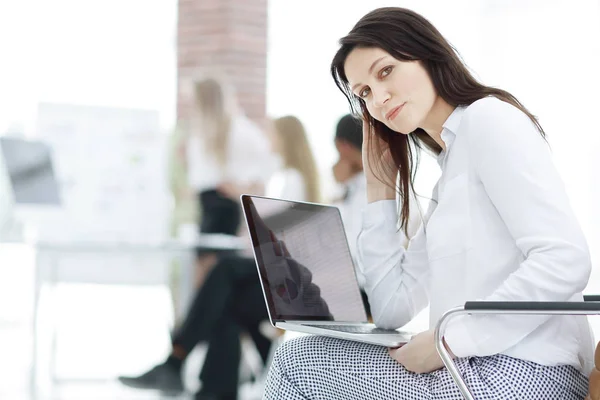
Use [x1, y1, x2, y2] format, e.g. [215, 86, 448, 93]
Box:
[357, 194, 434, 329]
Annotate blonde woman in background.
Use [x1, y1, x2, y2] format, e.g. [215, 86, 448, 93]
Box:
[119, 115, 321, 400]
[186, 75, 277, 238]
[265, 115, 321, 203]
[183, 75, 279, 294]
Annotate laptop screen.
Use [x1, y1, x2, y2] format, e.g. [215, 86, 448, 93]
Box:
[242, 195, 367, 323]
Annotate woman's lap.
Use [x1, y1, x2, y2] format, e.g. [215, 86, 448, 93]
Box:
[264, 335, 588, 400]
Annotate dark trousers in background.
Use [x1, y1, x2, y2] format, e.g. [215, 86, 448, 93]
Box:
[199, 190, 241, 236]
[171, 256, 271, 395]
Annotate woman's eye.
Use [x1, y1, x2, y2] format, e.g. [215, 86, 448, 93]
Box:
[359, 87, 371, 98]
[380, 66, 393, 78]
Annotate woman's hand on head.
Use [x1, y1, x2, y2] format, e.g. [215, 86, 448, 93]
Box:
[362, 119, 397, 203]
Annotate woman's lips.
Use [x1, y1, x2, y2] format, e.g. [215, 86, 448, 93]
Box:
[386, 103, 405, 121]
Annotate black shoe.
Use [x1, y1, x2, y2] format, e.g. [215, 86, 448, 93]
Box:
[118, 363, 184, 393]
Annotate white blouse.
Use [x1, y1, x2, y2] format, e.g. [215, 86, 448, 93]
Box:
[186, 114, 279, 192]
[266, 168, 306, 201]
[338, 172, 423, 288]
[357, 97, 594, 372]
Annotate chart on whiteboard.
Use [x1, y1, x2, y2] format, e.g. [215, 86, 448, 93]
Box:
[35, 102, 170, 243]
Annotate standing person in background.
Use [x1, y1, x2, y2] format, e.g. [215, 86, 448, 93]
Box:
[185, 76, 278, 274]
[119, 115, 321, 400]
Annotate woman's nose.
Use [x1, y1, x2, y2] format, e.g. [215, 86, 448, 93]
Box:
[372, 89, 390, 108]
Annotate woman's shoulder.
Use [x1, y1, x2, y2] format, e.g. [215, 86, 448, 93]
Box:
[463, 96, 528, 126]
[231, 114, 264, 136]
[229, 114, 271, 151]
[459, 96, 542, 151]
[464, 96, 522, 120]
[459, 96, 536, 146]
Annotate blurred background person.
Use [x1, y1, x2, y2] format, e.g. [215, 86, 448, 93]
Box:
[263, 116, 321, 204]
[184, 75, 278, 285]
[118, 115, 321, 400]
[330, 114, 370, 315]
[331, 113, 422, 319]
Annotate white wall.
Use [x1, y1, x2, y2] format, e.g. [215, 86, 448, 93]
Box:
[0, 0, 177, 133]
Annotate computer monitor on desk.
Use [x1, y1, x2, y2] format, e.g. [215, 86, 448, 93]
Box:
[0, 137, 62, 241]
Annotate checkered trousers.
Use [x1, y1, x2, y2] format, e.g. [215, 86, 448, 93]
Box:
[263, 335, 588, 399]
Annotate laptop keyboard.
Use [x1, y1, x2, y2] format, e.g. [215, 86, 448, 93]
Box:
[307, 324, 400, 335]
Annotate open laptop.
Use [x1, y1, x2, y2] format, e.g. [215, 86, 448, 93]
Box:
[241, 194, 412, 347]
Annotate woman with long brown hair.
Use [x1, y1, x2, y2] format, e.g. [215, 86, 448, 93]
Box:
[263, 7, 592, 399]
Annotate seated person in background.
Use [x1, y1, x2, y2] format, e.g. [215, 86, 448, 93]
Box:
[331, 114, 421, 319]
[331, 114, 370, 315]
[118, 115, 321, 400]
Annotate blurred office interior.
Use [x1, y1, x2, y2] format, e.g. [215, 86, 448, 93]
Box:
[1, 0, 600, 399]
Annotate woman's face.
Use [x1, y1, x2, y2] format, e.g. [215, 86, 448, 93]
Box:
[344, 47, 438, 135]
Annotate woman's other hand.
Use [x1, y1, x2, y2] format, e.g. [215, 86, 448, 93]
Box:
[388, 329, 455, 374]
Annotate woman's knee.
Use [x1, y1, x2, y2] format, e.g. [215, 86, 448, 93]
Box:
[272, 335, 334, 372]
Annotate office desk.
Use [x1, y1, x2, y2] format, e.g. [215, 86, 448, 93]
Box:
[29, 235, 245, 391]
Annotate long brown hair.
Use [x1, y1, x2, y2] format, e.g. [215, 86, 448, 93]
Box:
[273, 116, 322, 203]
[331, 7, 544, 232]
